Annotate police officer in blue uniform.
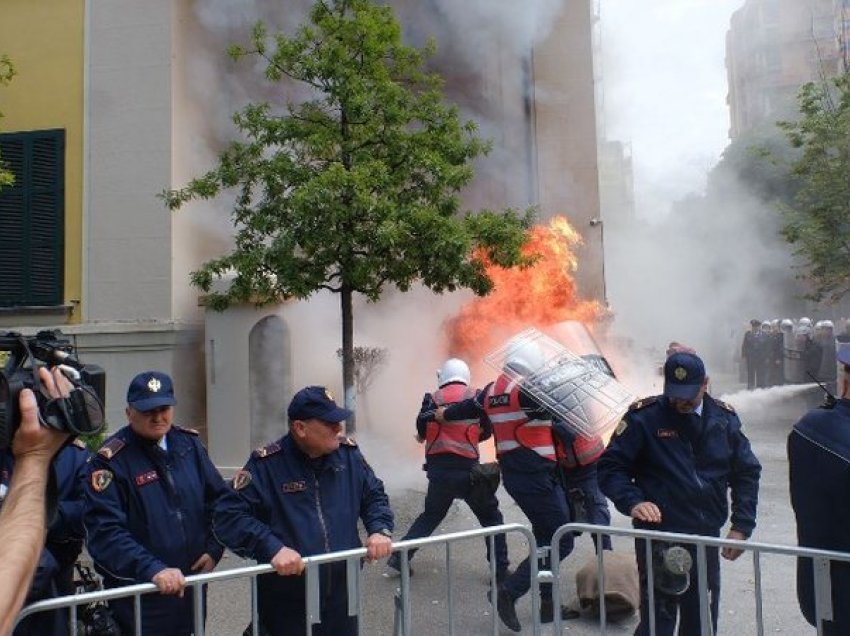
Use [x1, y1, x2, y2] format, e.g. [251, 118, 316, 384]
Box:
[213, 386, 393, 636]
[83, 371, 228, 636]
[436, 342, 576, 632]
[788, 348, 850, 635]
[2, 439, 89, 635]
[599, 351, 761, 636]
[388, 358, 510, 580]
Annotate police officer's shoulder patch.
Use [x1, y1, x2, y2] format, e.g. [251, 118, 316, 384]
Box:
[232, 469, 252, 491]
[715, 399, 736, 414]
[72, 438, 88, 450]
[614, 419, 628, 437]
[252, 441, 282, 459]
[174, 425, 200, 436]
[339, 436, 358, 447]
[97, 438, 125, 460]
[91, 469, 113, 493]
[628, 396, 658, 411]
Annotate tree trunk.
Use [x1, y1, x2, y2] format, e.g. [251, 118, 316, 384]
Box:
[341, 284, 357, 433]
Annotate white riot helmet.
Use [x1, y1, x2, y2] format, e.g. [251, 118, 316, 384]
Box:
[780, 318, 794, 331]
[436, 358, 470, 387]
[799, 317, 813, 327]
[504, 338, 545, 376]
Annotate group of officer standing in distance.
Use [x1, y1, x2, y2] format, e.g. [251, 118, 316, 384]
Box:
[741, 316, 850, 390]
[11, 328, 850, 635]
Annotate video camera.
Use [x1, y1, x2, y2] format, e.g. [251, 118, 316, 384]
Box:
[0, 330, 106, 449]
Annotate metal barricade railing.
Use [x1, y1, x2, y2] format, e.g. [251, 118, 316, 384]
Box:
[550, 522, 850, 636]
[17, 522, 536, 636]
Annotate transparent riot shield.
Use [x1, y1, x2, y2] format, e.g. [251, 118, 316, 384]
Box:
[484, 328, 635, 439]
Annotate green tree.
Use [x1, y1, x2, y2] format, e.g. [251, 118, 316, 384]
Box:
[0, 54, 16, 189]
[164, 0, 533, 430]
[778, 73, 850, 303]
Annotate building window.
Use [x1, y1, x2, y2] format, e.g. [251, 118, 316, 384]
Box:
[0, 129, 65, 307]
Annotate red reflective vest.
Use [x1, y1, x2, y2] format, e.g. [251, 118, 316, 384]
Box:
[424, 384, 480, 459]
[555, 433, 605, 468]
[483, 374, 556, 461]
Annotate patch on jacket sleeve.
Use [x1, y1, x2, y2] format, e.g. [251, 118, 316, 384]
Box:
[174, 425, 200, 436]
[72, 438, 88, 450]
[252, 441, 282, 459]
[232, 469, 252, 491]
[339, 436, 358, 447]
[91, 469, 114, 492]
[97, 438, 125, 460]
[613, 419, 628, 437]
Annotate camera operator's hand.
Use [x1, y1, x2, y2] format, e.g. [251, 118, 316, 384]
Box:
[0, 367, 73, 634]
[12, 367, 73, 461]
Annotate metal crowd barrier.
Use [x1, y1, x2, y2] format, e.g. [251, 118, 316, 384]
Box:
[16, 522, 536, 636]
[550, 522, 850, 636]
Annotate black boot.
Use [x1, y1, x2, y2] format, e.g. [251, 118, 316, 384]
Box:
[387, 553, 414, 577]
[540, 598, 580, 623]
[487, 587, 521, 632]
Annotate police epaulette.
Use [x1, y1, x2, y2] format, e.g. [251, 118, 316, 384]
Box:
[72, 438, 88, 450]
[97, 438, 125, 460]
[339, 436, 358, 447]
[628, 396, 659, 411]
[715, 399, 736, 414]
[174, 425, 200, 436]
[252, 441, 282, 459]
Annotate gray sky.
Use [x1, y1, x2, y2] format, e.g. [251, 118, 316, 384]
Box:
[599, 0, 746, 220]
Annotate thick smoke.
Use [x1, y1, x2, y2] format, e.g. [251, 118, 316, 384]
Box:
[598, 0, 820, 375]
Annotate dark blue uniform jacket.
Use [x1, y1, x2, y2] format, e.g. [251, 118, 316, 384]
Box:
[84, 425, 227, 586]
[788, 398, 850, 629]
[598, 395, 761, 537]
[214, 434, 393, 563]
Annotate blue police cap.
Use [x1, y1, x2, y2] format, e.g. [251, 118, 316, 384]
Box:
[126, 371, 177, 412]
[663, 352, 706, 400]
[287, 386, 352, 423]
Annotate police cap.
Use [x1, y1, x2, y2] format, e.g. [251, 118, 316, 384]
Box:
[127, 371, 177, 412]
[288, 386, 352, 423]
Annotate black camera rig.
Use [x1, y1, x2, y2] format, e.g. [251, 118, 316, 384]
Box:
[0, 330, 106, 449]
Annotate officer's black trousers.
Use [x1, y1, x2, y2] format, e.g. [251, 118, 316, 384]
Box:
[634, 540, 719, 636]
[399, 469, 509, 573]
[501, 470, 573, 602]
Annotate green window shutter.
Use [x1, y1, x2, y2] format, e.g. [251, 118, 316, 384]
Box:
[0, 129, 65, 307]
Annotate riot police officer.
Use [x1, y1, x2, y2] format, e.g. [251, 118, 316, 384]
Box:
[599, 352, 761, 636]
[788, 348, 850, 635]
[388, 358, 510, 580]
[436, 340, 576, 632]
[213, 386, 393, 636]
[83, 371, 229, 636]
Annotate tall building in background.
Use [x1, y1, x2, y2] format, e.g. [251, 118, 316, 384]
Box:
[726, 0, 841, 139]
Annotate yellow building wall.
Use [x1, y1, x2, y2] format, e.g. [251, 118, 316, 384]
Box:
[1, 0, 84, 321]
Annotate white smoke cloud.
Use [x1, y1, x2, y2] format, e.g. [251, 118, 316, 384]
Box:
[599, 0, 746, 220]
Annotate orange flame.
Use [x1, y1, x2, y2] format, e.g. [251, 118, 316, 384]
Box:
[446, 216, 604, 362]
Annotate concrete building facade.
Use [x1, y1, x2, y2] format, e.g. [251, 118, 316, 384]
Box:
[726, 0, 841, 139]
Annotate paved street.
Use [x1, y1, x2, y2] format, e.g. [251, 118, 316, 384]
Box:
[201, 378, 823, 635]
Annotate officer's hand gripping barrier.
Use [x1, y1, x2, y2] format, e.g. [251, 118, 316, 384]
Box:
[484, 328, 635, 439]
